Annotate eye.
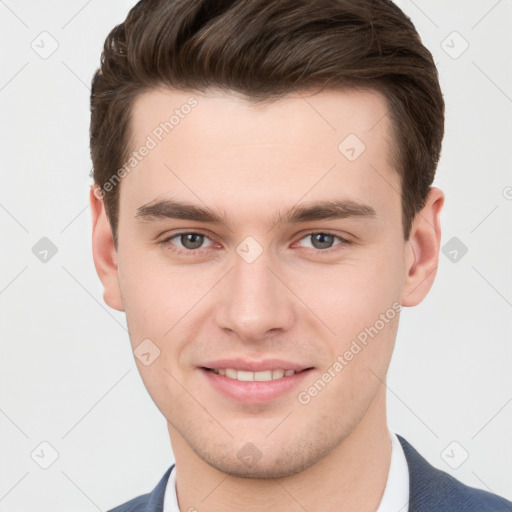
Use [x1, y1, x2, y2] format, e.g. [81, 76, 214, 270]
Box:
[296, 232, 349, 251]
[160, 232, 214, 253]
[159, 230, 351, 256]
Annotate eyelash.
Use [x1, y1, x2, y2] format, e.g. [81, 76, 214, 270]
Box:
[158, 231, 351, 256]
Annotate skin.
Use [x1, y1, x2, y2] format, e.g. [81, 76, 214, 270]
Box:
[90, 87, 444, 512]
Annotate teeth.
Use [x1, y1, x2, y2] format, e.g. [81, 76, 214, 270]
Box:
[226, 368, 237, 379]
[212, 368, 297, 382]
[272, 369, 284, 379]
[237, 370, 254, 382]
[254, 370, 272, 381]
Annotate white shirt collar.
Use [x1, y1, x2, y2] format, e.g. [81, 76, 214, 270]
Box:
[163, 432, 409, 512]
[376, 432, 410, 512]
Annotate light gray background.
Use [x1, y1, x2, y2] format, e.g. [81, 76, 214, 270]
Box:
[1, 1, 511, 510]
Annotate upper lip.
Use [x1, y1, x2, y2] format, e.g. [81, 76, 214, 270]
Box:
[201, 358, 312, 372]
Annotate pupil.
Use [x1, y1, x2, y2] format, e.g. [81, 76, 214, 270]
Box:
[312, 233, 333, 249]
[182, 233, 203, 249]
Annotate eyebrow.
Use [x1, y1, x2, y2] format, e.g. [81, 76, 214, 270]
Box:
[135, 198, 377, 227]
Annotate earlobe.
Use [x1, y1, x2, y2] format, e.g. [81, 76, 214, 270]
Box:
[89, 185, 124, 312]
[401, 187, 444, 307]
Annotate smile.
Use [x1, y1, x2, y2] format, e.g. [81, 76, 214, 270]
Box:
[209, 368, 297, 381]
[201, 364, 313, 403]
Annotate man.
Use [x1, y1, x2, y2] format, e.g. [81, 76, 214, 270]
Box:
[88, 1, 512, 511]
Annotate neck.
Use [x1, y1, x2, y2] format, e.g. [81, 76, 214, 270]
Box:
[169, 388, 391, 512]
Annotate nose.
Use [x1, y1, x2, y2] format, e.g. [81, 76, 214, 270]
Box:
[213, 246, 296, 343]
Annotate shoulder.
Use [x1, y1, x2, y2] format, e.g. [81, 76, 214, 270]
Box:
[397, 435, 512, 511]
[108, 494, 149, 512]
[107, 465, 174, 512]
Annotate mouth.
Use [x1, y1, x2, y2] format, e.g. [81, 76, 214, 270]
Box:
[199, 361, 314, 403]
[204, 367, 303, 382]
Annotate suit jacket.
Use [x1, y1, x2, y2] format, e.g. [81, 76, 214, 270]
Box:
[108, 435, 512, 511]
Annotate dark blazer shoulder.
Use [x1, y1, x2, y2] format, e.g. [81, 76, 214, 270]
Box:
[107, 465, 174, 512]
[397, 435, 512, 512]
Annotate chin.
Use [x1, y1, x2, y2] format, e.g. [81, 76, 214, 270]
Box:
[191, 433, 342, 480]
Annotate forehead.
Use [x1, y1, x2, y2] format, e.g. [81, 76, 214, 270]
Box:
[130, 86, 392, 152]
[122, 87, 399, 227]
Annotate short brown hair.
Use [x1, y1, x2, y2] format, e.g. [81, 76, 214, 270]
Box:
[90, 0, 444, 247]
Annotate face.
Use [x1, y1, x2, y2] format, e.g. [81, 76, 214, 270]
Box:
[91, 87, 442, 478]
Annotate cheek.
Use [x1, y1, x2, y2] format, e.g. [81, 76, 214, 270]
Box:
[117, 251, 201, 339]
[293, 250, 403, 337]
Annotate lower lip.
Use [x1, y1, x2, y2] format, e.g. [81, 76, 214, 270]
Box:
[200, 368, 313, 404]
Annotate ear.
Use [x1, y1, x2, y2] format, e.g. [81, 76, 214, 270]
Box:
[90, 185, 124, 311]
[401, 187, 444, 307]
